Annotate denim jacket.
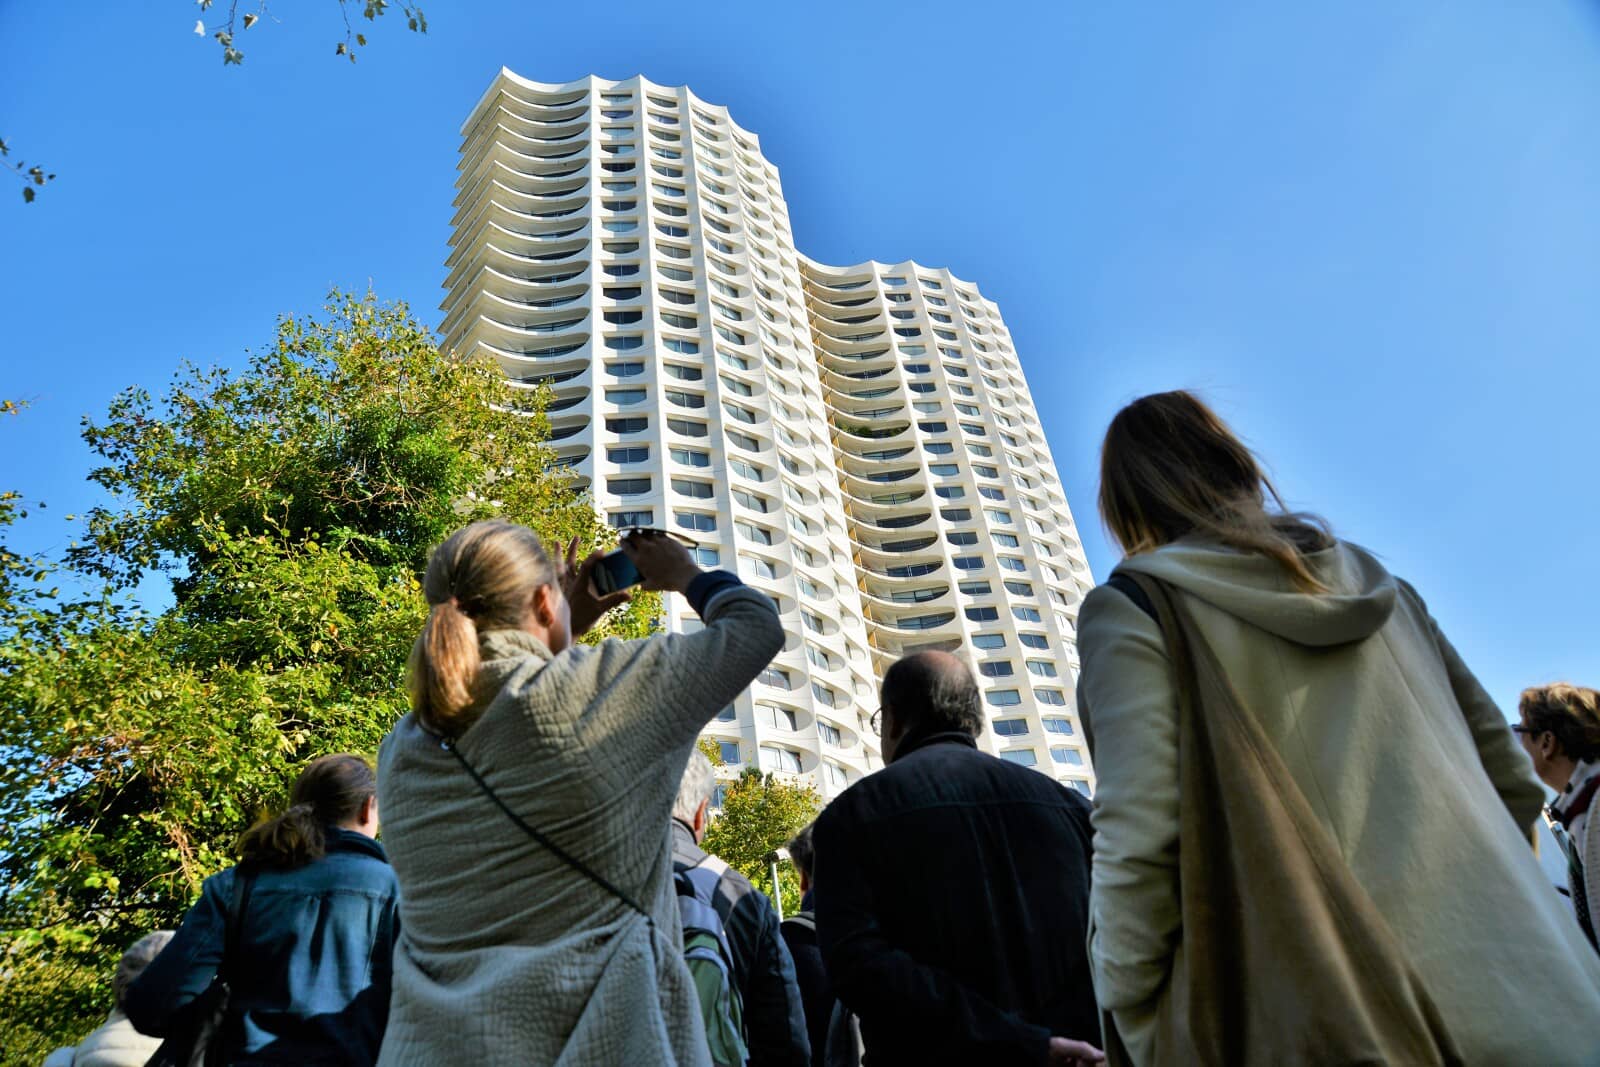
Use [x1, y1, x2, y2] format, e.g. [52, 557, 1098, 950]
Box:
[126, 828, 400, 1065]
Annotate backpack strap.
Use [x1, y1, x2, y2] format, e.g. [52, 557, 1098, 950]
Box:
[1105, 571, 1157, 625]
[781, 910, 816, 935]
[221, 863, 256, 981]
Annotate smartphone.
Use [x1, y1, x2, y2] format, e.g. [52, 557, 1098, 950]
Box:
[592, 548, 643, 596]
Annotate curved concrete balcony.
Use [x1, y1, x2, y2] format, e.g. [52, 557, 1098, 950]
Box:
[854, 534, 938, 556]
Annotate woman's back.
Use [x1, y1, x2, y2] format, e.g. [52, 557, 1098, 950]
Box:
[377, 581, 784, 1066]
[1081, 537, 1600, 1064]
[126, 830, 399, 1065]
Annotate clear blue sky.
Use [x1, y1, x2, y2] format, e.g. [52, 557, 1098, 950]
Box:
[3, 1, 1597, 715]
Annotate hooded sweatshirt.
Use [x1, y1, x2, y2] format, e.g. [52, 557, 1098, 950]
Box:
[1078, 537, 1600, 1066]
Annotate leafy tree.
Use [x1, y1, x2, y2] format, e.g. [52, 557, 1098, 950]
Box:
[0, 293, 653, 1064]
[702, 750, 822, 917]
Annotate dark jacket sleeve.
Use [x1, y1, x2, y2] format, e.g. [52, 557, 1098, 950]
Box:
[780, 922, 833, 1067]
[731, 889, 812, 1067]
[813, 807, 1052, 1066]
[124, 870, 232, 1036]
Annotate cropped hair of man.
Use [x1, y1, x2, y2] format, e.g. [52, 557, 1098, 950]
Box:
[814, 651, 1102, 1066]
[673, 750, 811, 1067]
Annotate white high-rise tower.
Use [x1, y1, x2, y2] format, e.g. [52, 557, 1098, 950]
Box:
[442, 71, 1098, 799]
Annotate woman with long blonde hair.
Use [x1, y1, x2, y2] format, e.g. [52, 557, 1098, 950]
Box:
[375, 522, 783, 1066]
[1078, 391, 1600, 1065]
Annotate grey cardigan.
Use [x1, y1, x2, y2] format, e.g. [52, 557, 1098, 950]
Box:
[376, 583, 783, 1066]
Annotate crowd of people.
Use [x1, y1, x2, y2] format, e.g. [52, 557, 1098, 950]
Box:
[43, 391, 1600, 1066]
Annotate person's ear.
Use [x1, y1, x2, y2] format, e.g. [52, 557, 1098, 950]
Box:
[1541, 733, 1559, 760]
[694, 797, 710, 837]
[533, 583, 559, 628]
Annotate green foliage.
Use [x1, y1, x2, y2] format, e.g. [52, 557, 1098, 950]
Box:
[0, 293, 654, 1064]
[0, 137, 54, 204]
[702, 767, 821, 917]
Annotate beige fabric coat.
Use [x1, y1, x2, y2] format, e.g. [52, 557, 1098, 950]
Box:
[376, 584, 783, 1067]
[41, 1010, 161, 1067]
[1078, 538, 1600, 1066]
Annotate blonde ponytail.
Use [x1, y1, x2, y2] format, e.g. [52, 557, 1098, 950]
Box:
[408, 521, 556, 736]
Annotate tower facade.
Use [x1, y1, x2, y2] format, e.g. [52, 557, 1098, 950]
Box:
[442, 71, 1097, 798]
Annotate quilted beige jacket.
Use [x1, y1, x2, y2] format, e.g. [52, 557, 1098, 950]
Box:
[376, 584, 783, 1066]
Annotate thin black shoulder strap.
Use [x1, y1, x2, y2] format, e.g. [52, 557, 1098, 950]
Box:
[440, 737, 655, 929]
[221, 862, 255, 982]
[1106, 571, 1158, 625]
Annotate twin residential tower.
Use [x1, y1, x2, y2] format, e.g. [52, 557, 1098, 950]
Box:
[442, 71, 1097, 800]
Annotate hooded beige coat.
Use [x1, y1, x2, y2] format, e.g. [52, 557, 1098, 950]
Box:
[376, 583, 783, 1067]
[1078, 538, 1600, 1065]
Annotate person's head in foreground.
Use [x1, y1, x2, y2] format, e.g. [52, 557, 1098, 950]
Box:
[1516, 682, 1600, 791]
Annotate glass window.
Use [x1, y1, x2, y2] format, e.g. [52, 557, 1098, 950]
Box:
[664, 363, 703, 381]
[606, 361, 645, 378]
[1037, 690, 1068, 706]
[965, 606, 999, 622]
[737, 521, 774, 545]
[691, 545, 721, 567]
[1050, 746, 1085, 766]
[993, 718, 1029, 737]
[759, 746, 804, 773]
[1004, 580, 1034, 596]
[670, 447, 709, 467]
[727, 429, 761, 451]
[729, 458, 764, 480]
[610, 509, 653, 527]
[676, 512, 717, 532]
[715, 704, 737, 722]
[979, 660, 1014, 678]
[605, 388, 647, 406]
[758, 667, 792, 690]
[1044, 717, 1075, 735]
[995, 533, 1021, 547]
[746, 556, 777, 579]
[818, 722, 842, 746]
[672, 478, 713, 499]
[1014, 606, 1043, 623]
[999, 749, 1038, 767]
[718, 740, 741, 764]
[987, 689, 1022, 707]
[947, 532, 979, 547]
[723, 403, 756, 424]
[607, 445, 649, 463]
[667, 418, 708, 437]
[929, 463, 959, 476]
[973, 633, 1006, 650]
[925, 442, 954, 455]
[1019, 632, 1050, 650]
[606, 416, 648, 434]
[667, 390, 705, 409]
[952, 556, 985, 571]
[940, 507, 972, 522]
[958, 579, 992, 595]
[998, 557, 1027, 572]
[1026, 660, 1058, 678]
[606, 477, 651, 496]
[605, 335, 644, 351]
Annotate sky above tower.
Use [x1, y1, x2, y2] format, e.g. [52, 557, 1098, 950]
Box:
[2, 1, 1597, 713]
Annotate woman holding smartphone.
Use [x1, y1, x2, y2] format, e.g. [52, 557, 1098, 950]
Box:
[375, 522, 783, 1067]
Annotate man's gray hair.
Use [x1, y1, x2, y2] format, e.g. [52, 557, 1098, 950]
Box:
[673, 748, 716, 825]
[115, 930, 174, 1010]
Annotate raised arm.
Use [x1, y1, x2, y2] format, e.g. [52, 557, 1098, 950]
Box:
[563, 532, 783, 782]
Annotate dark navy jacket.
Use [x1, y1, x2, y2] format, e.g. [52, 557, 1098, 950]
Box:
[812, 731, 1098, 1067]
[126, 828, 400, 1065]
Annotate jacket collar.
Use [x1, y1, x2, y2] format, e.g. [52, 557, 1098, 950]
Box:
[328, 827, 389, 864]
[479, 627, 554, 664]
[890, 729, 978, 764]
[670, 818, 706, 863]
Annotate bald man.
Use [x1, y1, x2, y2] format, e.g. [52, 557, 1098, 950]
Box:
[811, 652, 1103, 1067]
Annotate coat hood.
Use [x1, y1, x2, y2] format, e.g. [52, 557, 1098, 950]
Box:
[1116, 537, 1397, 647]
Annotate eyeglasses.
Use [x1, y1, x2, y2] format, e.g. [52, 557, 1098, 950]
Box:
[868, 708, 882, 737]
[1511, 725, 1541, 736]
